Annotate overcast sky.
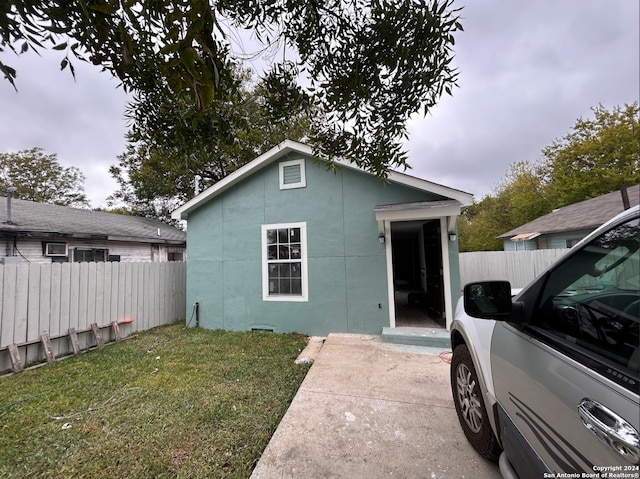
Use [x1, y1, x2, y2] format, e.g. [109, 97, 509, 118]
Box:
[1, 0, 638, 208]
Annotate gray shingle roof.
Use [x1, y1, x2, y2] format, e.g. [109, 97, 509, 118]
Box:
[499, 184, 639, 238]
[0, 198, 186, 244]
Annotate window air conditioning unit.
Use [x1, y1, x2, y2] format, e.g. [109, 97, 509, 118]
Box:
[45, 242, 68, 257]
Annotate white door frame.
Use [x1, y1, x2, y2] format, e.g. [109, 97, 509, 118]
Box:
[376, 202, 461, 331]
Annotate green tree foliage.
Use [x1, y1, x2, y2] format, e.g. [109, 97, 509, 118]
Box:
[457, 199, 503, 252]
[539, 103, 639, 207]
[1, 0, 462, 176]
[108, 64, 314, 222]
[0, 148, 89, 207]
[459, 102, 639, 252]
[459, 161, 550, 252]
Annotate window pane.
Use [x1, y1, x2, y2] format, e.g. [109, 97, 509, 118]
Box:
[269, 280, 278, 294]
[268, 263, 279, 279]
[268, 245, 277, 260]
[291, 263, 301, 277]
[278, 245, 290, 259]
[266, 229, 277, 244]
[290, 228, 300, 243]
[291, 279, 302, 295]
[279, 279, 291, 294]
[279, 263, 291, 277]
[167, 252, 182, 262]
[535, 217, 640, 372]
[74, 248, 107, 263]
[290, 243, 301, 259]
[278, 229, 289, 243]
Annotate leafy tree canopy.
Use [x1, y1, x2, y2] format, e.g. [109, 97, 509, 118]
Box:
[459, 102, 639, 252]
[108, 63, 315, 222]
[1, 0, 463, 176]
[539, 103, 639, 207]
[0, 148, 89, 207]
[458, 161, 550, 251]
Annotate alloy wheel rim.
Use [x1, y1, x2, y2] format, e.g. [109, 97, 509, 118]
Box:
[455, 363, 483, 433]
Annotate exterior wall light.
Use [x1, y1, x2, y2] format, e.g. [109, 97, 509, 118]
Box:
[449, 233, 457, 242]
[378, 234, 385, 244]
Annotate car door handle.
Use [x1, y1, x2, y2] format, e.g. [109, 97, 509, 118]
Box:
[578, 398, 640, 464]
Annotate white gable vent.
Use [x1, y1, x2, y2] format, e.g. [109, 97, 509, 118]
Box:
[279, 159, 306, 190]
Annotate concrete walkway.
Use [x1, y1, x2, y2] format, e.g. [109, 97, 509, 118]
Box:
[251, 334, 501, 479]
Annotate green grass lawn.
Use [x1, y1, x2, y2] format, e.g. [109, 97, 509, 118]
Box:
[0, 323, 310, 478]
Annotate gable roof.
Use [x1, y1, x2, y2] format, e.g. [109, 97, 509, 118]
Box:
[499, 184, 639, 239]
[0, 198, 186, 244]
[172, 140, 473, 220]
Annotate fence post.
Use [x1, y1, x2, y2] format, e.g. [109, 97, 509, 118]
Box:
[41, 334, 55, 363]
[91, 323, 105, 349]
[7, 344, 24, 373]
[111, 321, 121, 341]
[68, 328, 81, 355]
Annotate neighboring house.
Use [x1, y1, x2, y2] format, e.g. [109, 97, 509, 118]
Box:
[0, 198, 186, 264]
[172, 140, 473, 336]
[500, 184, 639, 251]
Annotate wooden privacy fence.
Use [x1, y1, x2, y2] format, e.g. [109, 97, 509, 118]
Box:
[0, 261, 186, 373]
[459, 249, 568, 289]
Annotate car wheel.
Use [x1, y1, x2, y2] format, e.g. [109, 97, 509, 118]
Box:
[451, 344, 502, 461]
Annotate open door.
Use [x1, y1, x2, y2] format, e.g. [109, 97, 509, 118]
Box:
[391, 220, 445, 328]
[422, 220, 446, 319]
[376, 198, 469, 331]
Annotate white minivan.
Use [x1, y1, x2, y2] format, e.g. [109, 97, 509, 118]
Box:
[450, 206, 639, 478]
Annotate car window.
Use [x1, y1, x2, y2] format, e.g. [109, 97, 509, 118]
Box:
[532, 217, 640, 390]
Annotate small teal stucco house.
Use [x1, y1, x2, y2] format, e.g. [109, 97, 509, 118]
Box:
[172, 140, 473, 335]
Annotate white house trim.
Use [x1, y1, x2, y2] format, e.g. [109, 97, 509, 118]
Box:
[384, 219, 396, 328]
[440, 216, 454, 330]
[172, 140, 473, 220]
[261, 222, 309, 302]
[173, 141, 313, 220]
[376, 200, 462, 331]
[374, 200, 462, 223]
[279, 158, 306, 190]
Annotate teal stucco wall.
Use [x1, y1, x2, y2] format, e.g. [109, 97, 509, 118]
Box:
[185, 153, 445, 335]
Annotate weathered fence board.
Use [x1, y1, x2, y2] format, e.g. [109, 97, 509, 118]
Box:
[0, 261, 186, 373]
[59, 264, 71, 339]
[1, 268, 15, 347]
[459, 249, 568, 289]
[50, 265, 61, 337]
[15, 265, 29, 347]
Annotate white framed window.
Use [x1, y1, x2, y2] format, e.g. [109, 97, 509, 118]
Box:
[279, 159, 306, 190]
[73, 248, 108, 263]
[261, 222, 308, 302]
[44, 242, 68, 257]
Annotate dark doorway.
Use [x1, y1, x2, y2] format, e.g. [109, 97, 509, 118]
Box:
[391, 220, 445, 328]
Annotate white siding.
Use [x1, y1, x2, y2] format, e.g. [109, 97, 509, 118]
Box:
[546, 229, 593, 249]
[503, 239, 537, 252]
[4, 238, 184, 264]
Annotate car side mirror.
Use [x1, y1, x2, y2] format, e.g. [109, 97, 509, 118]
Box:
[464, 281, 513, 320]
